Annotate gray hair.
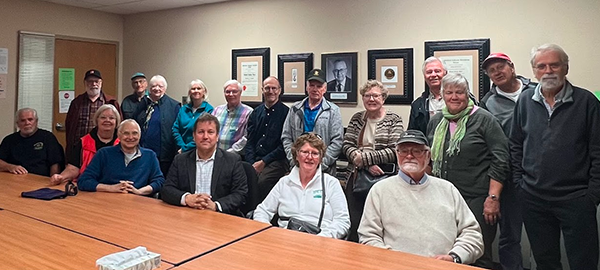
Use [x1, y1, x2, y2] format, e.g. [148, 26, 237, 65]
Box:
[149, 75, 168, 90]
[117, 119, 141, 134]
[422, 56, 447, 74]
[442, 73, 470, 92]
[189, 79, 208, 101]
[93, 104, 121, 127]
[359, 80, 389, 100]
[223, 79, 243, 91]
[530, 43, 569, 67]
[15, 108, 38, 123]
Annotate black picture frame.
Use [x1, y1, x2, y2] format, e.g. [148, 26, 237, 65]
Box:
[367, 48, 414, 105]
[322, 52, 358, 105]
[231, 47, 270, 108]
[277, 53, 313, 103]
[424, 38, 491, 101]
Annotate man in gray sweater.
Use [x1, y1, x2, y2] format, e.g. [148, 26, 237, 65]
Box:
[359, 130, 483, 265]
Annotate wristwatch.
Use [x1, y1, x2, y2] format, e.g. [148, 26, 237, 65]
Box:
[449, 252, 462, 263]
[488, 194, 499, 201]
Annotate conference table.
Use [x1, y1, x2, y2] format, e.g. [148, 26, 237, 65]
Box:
[0, 210, 125, 269]
[0, 172, 269, 267]
[173, 226, 481, 270]
[1, 172, 481, 270]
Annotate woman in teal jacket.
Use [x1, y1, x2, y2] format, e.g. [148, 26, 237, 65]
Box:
[172, 79, 214, 153]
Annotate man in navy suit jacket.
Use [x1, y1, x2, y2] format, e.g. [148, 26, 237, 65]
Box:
[161, 113, 248, 215]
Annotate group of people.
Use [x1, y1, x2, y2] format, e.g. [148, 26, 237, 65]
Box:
[0, 43, 598, 270]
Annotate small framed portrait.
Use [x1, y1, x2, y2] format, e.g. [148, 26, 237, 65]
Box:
[232, 47, 270, 108]
[277, 53, 313, 103]
[424, 39, 490, 101]
[367, 48, 414, 105]
[322, 52, 358, 105]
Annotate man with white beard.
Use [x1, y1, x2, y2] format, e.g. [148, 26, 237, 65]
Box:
[65, 69, 121, 158]
[510, 43, 600, 270]
[358, 130, 483, 265]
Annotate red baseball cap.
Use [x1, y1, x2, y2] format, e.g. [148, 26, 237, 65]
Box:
[482, 53, 512, 69]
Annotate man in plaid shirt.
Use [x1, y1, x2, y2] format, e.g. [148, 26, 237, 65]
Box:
[211, 80, 253, 155]
[65, 69, 121, 159]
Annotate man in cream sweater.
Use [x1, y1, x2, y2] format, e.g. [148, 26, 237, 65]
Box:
[358, 130, 483, 265]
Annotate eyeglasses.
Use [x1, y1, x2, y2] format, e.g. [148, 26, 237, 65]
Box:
[363, 93, 383, 100]
[534, 63, 563, 71]
[225, 90, 240, 95]
[333, 68, 347, 74]
[262, 86, 280, 92]
[396, 148, 427, 158]
[65, 180, 78, 196]
[99, 116, 117, 121]
[298, 150, 321, 158]
[190, 87, 203, 91]
[151, 84, 165, 89]
[484, 62, 508, 75]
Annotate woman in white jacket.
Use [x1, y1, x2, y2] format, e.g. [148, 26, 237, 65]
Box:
[253, 133, 350, 239]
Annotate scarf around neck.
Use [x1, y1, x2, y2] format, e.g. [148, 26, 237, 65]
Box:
[431, 99, 474, 176]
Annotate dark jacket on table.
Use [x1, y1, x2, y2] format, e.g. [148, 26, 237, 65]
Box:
[135, 94, 181, 163]
[480, 76, 537, 135]
[509, 81, 600, 203]
[161, 148, 248, 215]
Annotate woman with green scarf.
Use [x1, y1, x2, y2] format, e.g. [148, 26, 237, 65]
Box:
[426, 73, 509, 269]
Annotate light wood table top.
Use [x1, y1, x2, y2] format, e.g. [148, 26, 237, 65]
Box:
[0, 173, 271, 265]
[0, 210, 124, 270]
[174, 227, 482, 270]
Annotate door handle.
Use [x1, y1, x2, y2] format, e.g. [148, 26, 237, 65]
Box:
[55, 122, 65, 131]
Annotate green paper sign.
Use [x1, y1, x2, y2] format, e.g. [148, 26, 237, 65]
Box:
[58, 68, 75, 90]
[595, 91, 600, 100]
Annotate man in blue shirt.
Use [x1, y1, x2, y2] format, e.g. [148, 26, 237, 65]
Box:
[246, 76, 290, 201]
[281, 68, 343, 175]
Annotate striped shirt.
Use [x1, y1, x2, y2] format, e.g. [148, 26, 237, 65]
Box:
[195, 150, 215, 195]
[212, 103, 253, 151]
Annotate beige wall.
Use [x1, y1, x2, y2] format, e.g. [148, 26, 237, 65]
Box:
[1, 0, 599, 136]
[123, 0, 600, 126]
[0, 0, 123, 136]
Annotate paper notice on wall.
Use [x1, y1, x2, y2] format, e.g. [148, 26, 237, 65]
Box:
[0, 74, 7, 99]
[241, 61, 259, 97]
[59, 91, 75, 113]
[0, 48, 8, 74]
[58, 68, 75, 90]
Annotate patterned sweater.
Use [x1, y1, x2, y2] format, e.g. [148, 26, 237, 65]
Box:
[342, 110, 404, 168]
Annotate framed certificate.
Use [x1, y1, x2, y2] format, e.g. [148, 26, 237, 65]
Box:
[232, 47, 270, 107]
[425, 39, 490, 101]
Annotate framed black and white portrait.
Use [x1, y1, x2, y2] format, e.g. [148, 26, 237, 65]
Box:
[322, 52, 358, 105]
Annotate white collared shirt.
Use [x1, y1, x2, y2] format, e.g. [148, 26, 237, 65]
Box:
[180, 149, 222, 212]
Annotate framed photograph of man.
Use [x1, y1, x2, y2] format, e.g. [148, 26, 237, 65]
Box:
[322, 52, 358, 105]
[367, 48, 414, 105]
[232, 47, 270, 107]
[277, 53, 313, 103]
[424, 39, 490, 101]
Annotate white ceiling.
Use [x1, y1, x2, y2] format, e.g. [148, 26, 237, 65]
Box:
[37, 0, 233, 15]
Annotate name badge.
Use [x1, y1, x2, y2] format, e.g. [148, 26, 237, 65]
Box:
[313, 189, 322, 199]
